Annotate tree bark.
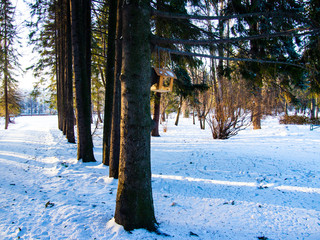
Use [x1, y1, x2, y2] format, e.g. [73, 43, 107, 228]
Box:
[151, 92, 161, 136]
[310, 98, 316, 120]
[54, 0, 75, 143]
[115, 0, 156, 231]
[55, 3, 63, 131]
[109, 0, 122, 179]
[175, 96, 183, 126]
[71, 0, 96, 162]
[4, 3, 9, 130]
[252, 88, 262, 130]
[102, 0, 118, 166]
[65, 0, 75, 143]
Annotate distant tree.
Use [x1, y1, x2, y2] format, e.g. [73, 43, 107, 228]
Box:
[173, 66, 194, 126]
[301, 0, 320, 119]
[150, 0, 201, 135]
[91, 0, 108, 124]
[227, 0, 304, 129]
[189, 68, 211, 129]
[0, 0, 20, 129]
[30, 84, 41, 105]
[28, 0, 75, 142]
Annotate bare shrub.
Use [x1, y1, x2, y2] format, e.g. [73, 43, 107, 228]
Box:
[206, 73, 252, 139]
[207, 106, 251, 139]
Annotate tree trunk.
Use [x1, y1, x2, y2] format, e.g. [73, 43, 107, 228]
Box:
[310, 97, 316, 120]
[252, 88, 262, 130]
[284, 101, 288, 116]
[316, 97, 319, 118]
[55, 4, 63, 131]
[4, 7, 9, 130]
[102, 0, 117, 166]
[109, 0, 122, 179]
[175, 96, 183, 126]
[151, 92, 161, 136]
[192, 106, 195, 125]
[115, 0, 156, 231]
[58, 0, 67, 135]
[65, 0, 75, 143]
[71, 0, 96, 162]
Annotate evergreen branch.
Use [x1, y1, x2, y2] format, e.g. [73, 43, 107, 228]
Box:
[151, 8, 303, 21]
[155, 46, 305, 69]
[152, 28, 320, 46]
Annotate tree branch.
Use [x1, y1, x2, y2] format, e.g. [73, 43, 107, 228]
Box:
[151, 28, 320, 46]
[155, 46, 305, 68]
[151, 8, 303, 21]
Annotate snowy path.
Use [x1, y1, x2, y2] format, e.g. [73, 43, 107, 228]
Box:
[0, 116, 117, 239]
[0, 115, 320, 239]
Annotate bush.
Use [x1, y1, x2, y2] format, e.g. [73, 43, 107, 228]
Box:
[279, 115, 320, 125]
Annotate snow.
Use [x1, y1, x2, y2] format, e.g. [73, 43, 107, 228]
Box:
[0, 115, 319, 240]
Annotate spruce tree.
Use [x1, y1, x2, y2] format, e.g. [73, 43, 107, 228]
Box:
[0, 0, 20, 129]
[71, 0, 96, 162]
[114, 0, 157, 231]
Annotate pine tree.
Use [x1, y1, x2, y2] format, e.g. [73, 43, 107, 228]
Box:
[302, 0, 320, 119]
[109, 0, 122, 179]
[91, 0, 108, 124]
[0, 0, 21, 129]
[114, 0, 157, 231]
[102, 0, 117, 166]
[28, 0, 75, 142]
[71, 0, 96, 162]
[151, 0, 201, 133]
[227, 0, 304, 128]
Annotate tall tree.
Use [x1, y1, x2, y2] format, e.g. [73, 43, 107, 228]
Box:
[71, 0, 96, 162]
[227, 0, 304, 129]
[102, 0, 117, 166]
[57, 0, 75, 142]
[115, 0, 156, 231]
[150, 0, 201, 134]
[28, 0, 75, 142]
[302, 0, 320, 119]
[91, 0, 108, 124]
[0, 0, 20, 129]
[109, 0, 122, 179]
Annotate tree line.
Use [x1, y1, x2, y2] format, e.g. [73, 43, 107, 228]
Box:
[1, 0, 319, 232]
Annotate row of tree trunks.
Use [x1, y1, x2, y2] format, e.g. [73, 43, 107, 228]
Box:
[71, 0, 95, 162]
[55, 0, 75, 143]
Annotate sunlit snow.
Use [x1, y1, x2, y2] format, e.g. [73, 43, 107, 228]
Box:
[0, 115, 319, 239]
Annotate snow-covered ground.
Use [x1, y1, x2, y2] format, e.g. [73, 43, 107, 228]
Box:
[0, 115, 319, 240]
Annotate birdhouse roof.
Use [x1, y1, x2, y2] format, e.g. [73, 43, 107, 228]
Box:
[153, 68, 177, 79]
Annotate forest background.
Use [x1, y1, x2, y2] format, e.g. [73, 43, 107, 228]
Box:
[0, 0, 320, 232]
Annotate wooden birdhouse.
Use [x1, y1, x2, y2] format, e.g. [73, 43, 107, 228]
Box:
[151, 67, 177, 93]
